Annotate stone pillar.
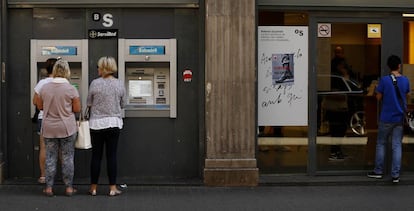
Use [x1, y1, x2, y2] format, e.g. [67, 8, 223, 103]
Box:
[204, 0, 258, 186]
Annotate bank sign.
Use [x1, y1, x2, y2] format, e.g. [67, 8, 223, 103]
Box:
[129, 46, 166, 55]
[88, 29, 118, 39]
[41, 46, 77, 56]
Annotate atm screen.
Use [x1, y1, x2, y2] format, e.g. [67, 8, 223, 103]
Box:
[129, 80, 153, 97]
[71, 83, 79, 90]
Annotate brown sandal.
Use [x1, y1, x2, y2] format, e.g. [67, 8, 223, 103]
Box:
[65, 187, 77, 197]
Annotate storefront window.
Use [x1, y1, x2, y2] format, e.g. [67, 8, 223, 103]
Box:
[402, 17, 414, 171]
[257, 12, 412, 175]
[257, 12, 309, 174]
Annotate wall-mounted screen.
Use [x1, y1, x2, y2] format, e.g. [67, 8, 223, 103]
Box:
[129, 80, 153, 98]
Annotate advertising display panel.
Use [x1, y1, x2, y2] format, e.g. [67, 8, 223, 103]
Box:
[258, 26, 308, 126]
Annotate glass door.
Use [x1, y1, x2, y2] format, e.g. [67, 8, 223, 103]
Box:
[316, 22, 381, 171]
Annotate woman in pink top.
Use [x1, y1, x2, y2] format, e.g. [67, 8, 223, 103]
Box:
[37, 59, 81, 197]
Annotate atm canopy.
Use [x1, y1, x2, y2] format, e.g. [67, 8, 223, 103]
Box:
[258, 0, 414, 9]
[8, 0, 414, 9]
[8, 0, 199, 8]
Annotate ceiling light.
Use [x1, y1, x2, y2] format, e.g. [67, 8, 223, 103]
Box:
[403, 13, 414, 17]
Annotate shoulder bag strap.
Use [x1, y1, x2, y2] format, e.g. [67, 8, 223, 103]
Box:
[390, 74, 406, 113]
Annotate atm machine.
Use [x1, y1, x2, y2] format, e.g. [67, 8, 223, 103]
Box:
[30, 39, 89, 117]
[118, 39, 177, 118]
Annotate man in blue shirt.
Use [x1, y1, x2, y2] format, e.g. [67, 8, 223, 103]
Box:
[367, 55, 410, 183]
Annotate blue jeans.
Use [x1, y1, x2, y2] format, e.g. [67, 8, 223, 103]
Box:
[373, 122, 403, 178]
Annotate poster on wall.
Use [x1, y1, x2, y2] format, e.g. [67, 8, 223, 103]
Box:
[258, 26, 308, 126]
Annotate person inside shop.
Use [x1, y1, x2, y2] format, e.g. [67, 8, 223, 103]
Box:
[367, 55, 410, 183]
[326, 46, 355, 161]
[325, 59, 351, 161]
[331, 46, 355, 78]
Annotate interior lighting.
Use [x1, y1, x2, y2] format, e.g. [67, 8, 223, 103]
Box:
[403, 13, 414, 17]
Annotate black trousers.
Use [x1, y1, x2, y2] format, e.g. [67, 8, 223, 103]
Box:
[90, 127, 120, 185]
[326, 110, 348, 154]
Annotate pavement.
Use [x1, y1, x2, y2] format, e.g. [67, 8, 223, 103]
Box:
[2, 175, 414, 211]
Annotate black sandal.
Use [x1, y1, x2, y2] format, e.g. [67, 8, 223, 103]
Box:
[43, 188, 54, 197]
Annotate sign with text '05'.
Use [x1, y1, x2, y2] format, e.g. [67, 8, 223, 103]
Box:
[258, 26, 308, 126]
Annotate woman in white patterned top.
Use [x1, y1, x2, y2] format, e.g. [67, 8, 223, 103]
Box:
[87, 56, 126, 196]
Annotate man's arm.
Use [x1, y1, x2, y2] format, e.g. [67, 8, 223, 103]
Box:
[32, 93, 39, 105]
[36, 96, 43, 110]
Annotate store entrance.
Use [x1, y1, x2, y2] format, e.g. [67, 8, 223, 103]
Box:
[257, 11, 407, 176]
[315, 22, 381, 171]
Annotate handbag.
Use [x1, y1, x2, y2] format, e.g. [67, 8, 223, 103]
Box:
[76, 107, 92, 149]
[32, 107, 40, 123]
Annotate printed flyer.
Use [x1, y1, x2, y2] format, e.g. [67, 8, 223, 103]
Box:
[258, 26, 308, 126]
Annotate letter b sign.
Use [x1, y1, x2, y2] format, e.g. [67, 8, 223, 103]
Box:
[92, 12, 100, 21]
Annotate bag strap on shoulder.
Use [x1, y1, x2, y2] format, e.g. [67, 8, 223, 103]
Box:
[390, 74, 405, 112]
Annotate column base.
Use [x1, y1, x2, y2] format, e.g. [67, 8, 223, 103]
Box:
[203, 159, 258, 186]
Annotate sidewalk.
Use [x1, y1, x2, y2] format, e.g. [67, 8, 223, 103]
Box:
[1, 181, 414, 211]
[2, 174, 414, 211]
[6, 173, 414, 187]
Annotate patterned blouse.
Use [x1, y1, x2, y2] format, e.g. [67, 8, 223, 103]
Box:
[86, 77, 126, 130]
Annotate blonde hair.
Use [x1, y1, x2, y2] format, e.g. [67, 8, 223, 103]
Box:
[52, 59, 71, 79]
[97, 56, 118, 77]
